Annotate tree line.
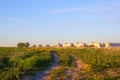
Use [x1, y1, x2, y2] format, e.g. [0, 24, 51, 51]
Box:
[17, 42, 30, 48]
[17, 42, 50, 48]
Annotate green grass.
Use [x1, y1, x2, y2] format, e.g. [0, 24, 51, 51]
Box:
[0, 47, 120, 80]
[57, 48, 120, 79]
[49, 48, 120, 79]
[0, 47, 52, 80]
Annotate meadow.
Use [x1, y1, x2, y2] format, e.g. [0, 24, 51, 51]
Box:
[0, 47, 120, 80]
[0, 47, 52, 80]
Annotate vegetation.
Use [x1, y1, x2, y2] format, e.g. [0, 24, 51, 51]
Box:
[17, 42, 30, 48]
[38, 44, 43, 48]
[31, 45, 37, 48]
[46, 44, 50, 47]
[0, 47, 120, 80]
[48, 48, 120, 79]
[0, 47, 52, 80]
[69, 48, 120, 79]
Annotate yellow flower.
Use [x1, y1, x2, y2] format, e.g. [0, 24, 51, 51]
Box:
[93, 74, 97, 78]
[84, 64, 91, 72]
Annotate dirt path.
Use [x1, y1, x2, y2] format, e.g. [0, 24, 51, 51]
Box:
[23, 52, 60, 80]
[45, 53, 86, 80]
[64, 54, 86, 80]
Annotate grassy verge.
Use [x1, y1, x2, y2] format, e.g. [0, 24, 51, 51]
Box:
[0, 47, 52, 80]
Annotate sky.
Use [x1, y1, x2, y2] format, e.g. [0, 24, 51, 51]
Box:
[0, 0, 120, 47]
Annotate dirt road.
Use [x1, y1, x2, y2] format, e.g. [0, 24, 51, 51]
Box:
[64, 54, 86, 80]
[23, 52, 60, 80]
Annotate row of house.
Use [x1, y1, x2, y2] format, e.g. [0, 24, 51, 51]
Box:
[105, 42, 120, 48]
[54, 42, 120, 48]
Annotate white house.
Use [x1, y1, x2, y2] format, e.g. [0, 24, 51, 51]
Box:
[74, 42, 86, 47]
[54, 43, 62, 47]
[105, 42, 120, 48]
[88, 42, 104, 48]
[63, 43, 74, 47]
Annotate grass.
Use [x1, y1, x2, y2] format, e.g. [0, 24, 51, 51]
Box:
[0, 47, 120, 80]
[62, 48, 120, 79]
[0, 47, 52, 80]
[49, 48, 120, 79]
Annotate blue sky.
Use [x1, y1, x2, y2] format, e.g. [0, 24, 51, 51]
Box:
[0, 0, 120, 47]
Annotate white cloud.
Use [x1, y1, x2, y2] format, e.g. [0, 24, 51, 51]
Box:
[51, 8, 83, 14]
[50, 0, 120, 14]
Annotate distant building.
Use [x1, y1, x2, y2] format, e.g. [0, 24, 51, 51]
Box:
[105, 42, 110, 48]
[74, 42, 86, 47]
[105, 42, 120, 48]
[88, 42, 104, 48]
[88, 42, 94, 47]
[53, 42, 120, 48]
[63, 43, 74, 47]
[54, 43, 62, 47]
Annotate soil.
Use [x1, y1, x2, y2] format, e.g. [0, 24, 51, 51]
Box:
[23, 53, 86, 80]
[64, 54, 86, 80]
[23, 52, 60, 80]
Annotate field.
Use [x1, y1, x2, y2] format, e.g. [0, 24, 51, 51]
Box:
[0, 47, 120, 80]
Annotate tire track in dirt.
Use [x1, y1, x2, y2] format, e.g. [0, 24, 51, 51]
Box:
[64, 54, 86, 80]
[23, 52, 60, 80]
[37, 53, 86, 80]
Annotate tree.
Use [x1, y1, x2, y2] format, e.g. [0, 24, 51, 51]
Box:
[32, 45, 36, 48]
[38, 44, 43, 48]
[25, 42, 30, 48]
[17, 43, 25, 48]
[17, 42, 30, 48]
[45, 44, 50, 47]
[88, 45, 95, 47]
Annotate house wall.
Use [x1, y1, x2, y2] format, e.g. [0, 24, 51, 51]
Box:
[105, 42, 120, 48]
[74, 42, 86, 47]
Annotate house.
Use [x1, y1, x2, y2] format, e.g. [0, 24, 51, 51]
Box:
[88, 42, 103, 48]
[88, 42, 94, 47]
[74, 42, 86, 47]
[63, 42, 74, 47]
[54, 43, 62, 47]
[105, 42, 120, 48]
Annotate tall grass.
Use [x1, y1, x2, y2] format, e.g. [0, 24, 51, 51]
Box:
[0, 47, 52, 80]
[0, 47, 120, 79]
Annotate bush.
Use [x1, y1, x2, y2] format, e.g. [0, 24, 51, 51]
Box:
[0, 56, 10, 69]
[19, 56, 42, 71]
